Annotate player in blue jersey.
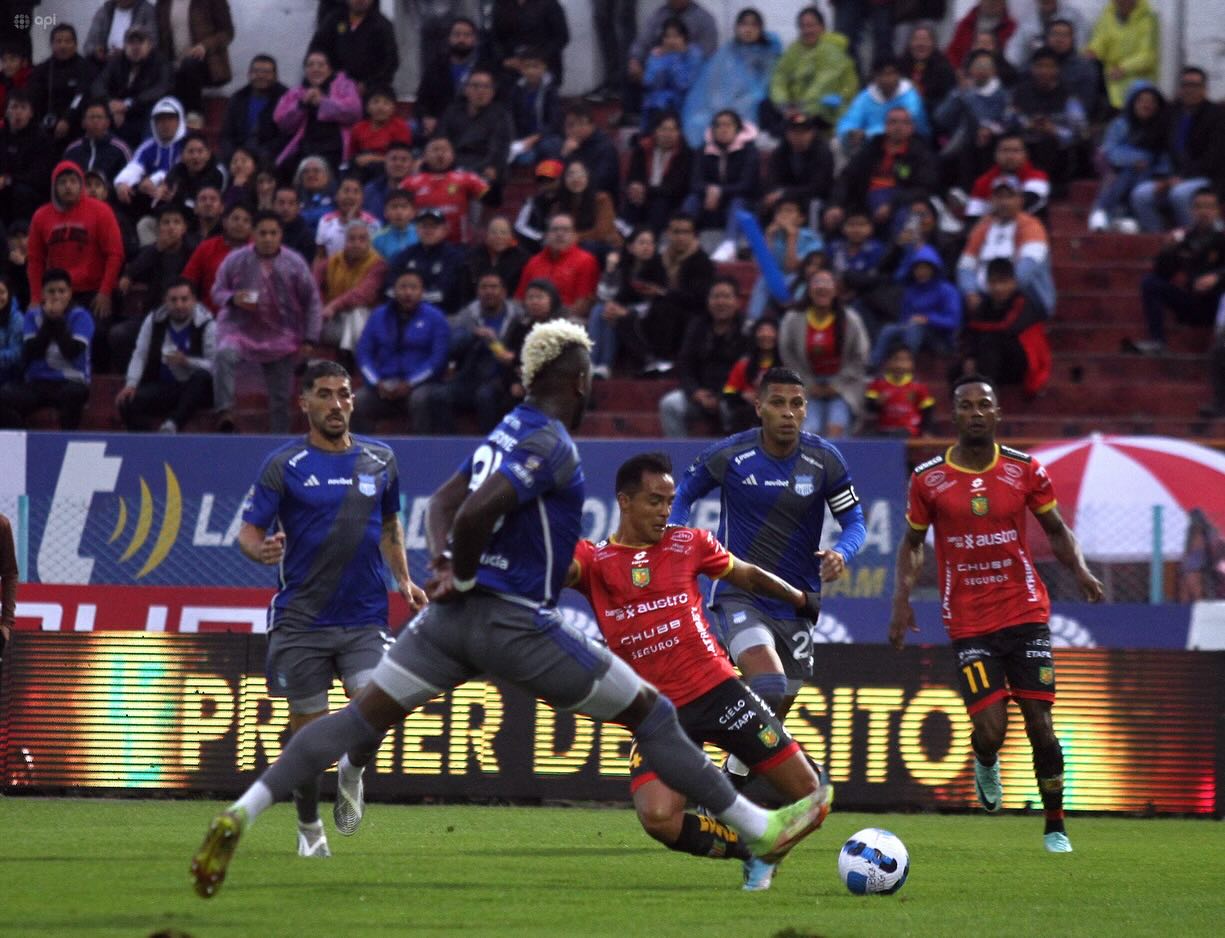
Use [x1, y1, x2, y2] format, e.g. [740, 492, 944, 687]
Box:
[192, 322, 832, 899]
[237, 359, 428, 858]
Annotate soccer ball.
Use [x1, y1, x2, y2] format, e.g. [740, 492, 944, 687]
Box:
[838, 828, 909, 895]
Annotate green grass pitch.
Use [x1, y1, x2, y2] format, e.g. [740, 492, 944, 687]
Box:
[1, 799, 1222, 937]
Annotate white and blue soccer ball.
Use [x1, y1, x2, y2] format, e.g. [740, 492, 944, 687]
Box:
[838, 828, 910, 895]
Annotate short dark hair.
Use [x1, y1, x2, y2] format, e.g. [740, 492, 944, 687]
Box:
[952, 372, 995, 397]
[42, 267, 72, 290]
[1191, 186, 1218, 203]
[667, 212, 696, 231]
[181, 130, 210, 149]
[985, 257, 1016, 280]
[250, 54, 277, 71]
[393, 267, 425, 284]
[760, 366, 805, 391]
[82, 97, 110, 118]
[650, 108, 681, 132]
[301, 359, 351, 390]
[1046, 17, 1075, 33]
[1181, 66, 1208, 83]
[5, 89, 31, 109]
[384, 188, 414, 204]
[365, 85, 396, 103]
[1030, 46, 1060, 65]
[709, 274, 740, 296]
[164, 276, 196, 297]
[252, 209, 282, 229]
[661, 16, 689, 40]
[564, 101, 594, 123]
[224, 202, 255, 221]
[50, 23, 77, 42]
[616, 452, 673, 496]
[797, 6, 824, 27]
[386, 140, 414, 155]
[156, 204, 188, 223]
[873, 53, 900, 73]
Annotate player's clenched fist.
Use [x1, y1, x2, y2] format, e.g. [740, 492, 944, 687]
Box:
[259, 532, 286, 565]
[400, 580, 429, 614]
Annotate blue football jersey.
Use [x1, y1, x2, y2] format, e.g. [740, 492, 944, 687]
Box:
[670, 429, 866, 620]
[459, 404, 584, 606]
[243, 436, 400, 629]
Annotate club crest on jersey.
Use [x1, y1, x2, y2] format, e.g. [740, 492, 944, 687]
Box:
[1039, 666, 1054, 685]
[794, 474, 814, 497]
[631, 567, 651, 587]
[358, 473, 376, 496]
[971, 495, 989, 516]
[757, 726, 780, 748]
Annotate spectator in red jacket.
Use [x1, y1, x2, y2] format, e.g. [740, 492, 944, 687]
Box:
[514, 212, 599, 319]
[28, 161, 125, 368]
[182, 202, 253, 312]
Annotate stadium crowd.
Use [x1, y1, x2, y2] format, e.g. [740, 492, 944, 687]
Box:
[0, 0, 1222, 437]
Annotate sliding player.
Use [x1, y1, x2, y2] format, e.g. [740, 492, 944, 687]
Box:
[567, 453, 832, 891]
[192, 322, 831, 898]
[890, 374, 1103, 853]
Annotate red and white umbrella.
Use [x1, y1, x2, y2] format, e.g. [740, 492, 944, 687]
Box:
[1029, 435, 1225, 561]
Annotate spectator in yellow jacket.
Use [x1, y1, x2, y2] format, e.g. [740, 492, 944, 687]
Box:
[1085, 0, 1159, 109]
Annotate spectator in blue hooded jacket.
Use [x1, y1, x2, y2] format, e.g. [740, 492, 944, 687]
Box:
[871, 243, 961, 366]
[682, 8, 780, 148]
[641, 18, 705, 133]
[837, 55, 930, 154]
[352, 267, 450, 434]
[1088, 81, 1170, 232]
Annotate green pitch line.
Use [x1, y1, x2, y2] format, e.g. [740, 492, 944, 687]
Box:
[1, 800, 1222, 937]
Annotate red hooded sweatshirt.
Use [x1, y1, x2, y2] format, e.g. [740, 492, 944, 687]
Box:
[28, 161, 125, 303]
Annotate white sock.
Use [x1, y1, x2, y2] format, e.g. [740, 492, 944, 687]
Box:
[298, 818, 323, 833]
[337, 753, 364, 788]
[717, 794, 769, 841]
[230, 780, 274, 824]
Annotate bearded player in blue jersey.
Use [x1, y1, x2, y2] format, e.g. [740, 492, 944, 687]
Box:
[670, 366, 866, 888]
[237, 359, 428, 859]
[192, 323, 832, 899]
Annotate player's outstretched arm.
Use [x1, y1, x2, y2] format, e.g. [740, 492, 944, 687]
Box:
[1037, 506, 1104, 603]
[888, 526, 926, 650]
[723, 557, 821, 619]
[379, 513, 428, 613]
[237, 522, 284, 566]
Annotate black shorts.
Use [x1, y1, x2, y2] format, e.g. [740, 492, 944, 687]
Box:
[951, 622, 1056, 715]
[628, 678, 799, 792]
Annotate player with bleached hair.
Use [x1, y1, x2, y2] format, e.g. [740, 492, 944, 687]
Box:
[192, 320, 833, 898]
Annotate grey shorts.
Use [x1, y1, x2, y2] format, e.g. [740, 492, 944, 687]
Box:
[266, 624, 390, 713]
[712, 595, 816, 692]
[374, 592, 641, 717]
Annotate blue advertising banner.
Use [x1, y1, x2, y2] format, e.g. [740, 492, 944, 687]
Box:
[22, 433, 908, 600]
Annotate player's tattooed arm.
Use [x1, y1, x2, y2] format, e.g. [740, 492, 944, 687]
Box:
[380, 513, 427, 612]
[237, 522, 284, 566]
[724, 558, 820, 619]
[1037, 505, 1104, 603]
[888, 526, 926, 650]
